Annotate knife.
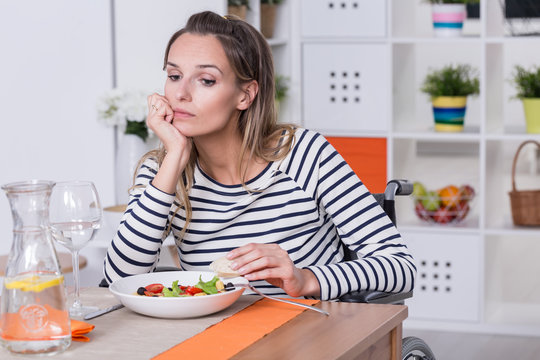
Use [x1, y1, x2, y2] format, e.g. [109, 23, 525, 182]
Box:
[84, 303, 124, 320]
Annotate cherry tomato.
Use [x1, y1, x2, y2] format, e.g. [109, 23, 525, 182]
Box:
[185, 286, 203, 296]
[145, 283, 164, 293]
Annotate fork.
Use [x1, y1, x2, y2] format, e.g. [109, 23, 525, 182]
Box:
[230, 283, 329, 316]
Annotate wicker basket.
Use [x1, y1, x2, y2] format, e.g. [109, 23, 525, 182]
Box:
[509, 140, 540, 226]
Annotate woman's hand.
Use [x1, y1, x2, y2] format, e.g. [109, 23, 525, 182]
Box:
[226, 243, 320, 298]
[146, 93, 188, 155]
[147, 93, 192, 193]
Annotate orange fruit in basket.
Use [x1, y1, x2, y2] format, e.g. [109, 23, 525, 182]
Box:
[438, 185, 460, 208]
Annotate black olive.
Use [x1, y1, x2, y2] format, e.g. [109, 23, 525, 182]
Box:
[225, 282, 235, 291]
[137, 287, 146, 295]
[168, 287, 173, 291]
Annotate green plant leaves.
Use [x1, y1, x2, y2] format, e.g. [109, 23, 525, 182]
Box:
[125, 119, 149, 142]
[511, 65, 540, 98]
[421, 64, 480, 97]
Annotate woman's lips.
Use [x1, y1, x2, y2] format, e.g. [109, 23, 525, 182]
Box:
[173, 109, 195, 119]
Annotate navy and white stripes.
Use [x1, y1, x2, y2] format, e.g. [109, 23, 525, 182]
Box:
[104, 128, 416, 300]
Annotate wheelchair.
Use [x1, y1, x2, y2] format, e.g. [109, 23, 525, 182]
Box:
[338, 179, 435, 360]
[100, 179, 435, 360]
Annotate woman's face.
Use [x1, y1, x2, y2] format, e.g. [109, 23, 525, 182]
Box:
[164, 33, 246, 138]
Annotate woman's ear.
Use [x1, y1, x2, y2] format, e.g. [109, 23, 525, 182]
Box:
[237, 80, 258, 111]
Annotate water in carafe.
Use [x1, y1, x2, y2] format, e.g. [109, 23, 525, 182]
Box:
[1, 180, 71, 355]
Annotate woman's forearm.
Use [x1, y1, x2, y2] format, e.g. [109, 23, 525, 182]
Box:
[151, 151, 184, 194]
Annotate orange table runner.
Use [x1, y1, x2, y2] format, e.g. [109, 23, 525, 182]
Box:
[153, 298, 320, 360]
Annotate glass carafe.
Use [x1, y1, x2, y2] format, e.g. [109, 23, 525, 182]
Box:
[0, 180, 71, 355]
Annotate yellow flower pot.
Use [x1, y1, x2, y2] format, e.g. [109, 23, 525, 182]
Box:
[431, 96, 468, 132]
[522, 98, 540, 134]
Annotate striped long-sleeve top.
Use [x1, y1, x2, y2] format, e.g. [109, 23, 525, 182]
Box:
[104, 128, 416, 300]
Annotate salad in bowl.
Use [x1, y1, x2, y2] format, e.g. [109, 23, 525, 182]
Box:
[109, 271, 248, 318]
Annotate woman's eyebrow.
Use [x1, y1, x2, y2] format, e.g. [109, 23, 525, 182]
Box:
[166, 61, 222, 74]
[197, 64, 223, 74]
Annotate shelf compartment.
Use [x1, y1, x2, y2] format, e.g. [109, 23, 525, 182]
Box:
[392, 42, 482, 134]
[486, 41, 540, 136]
[485, 235, 540, 328]
[392, 138, 480, 229]
[485, 140, 540, 229]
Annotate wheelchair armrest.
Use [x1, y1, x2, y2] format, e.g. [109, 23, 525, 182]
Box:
[339, 290, 413, 305]
[99, 266, 182, 288]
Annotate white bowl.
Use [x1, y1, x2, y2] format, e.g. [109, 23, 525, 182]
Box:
[109, 271, 247, 318]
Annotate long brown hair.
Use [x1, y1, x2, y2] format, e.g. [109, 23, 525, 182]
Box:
[138, 11, 295, 237]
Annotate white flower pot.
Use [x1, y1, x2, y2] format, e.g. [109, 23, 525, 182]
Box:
[115, 133, 149, 205]
[432, 4, 466, 38]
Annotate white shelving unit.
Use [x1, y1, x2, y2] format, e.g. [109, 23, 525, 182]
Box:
[298, 0, 540, 336]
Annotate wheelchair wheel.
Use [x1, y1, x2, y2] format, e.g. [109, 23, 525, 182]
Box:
[402, 336, 436, 360]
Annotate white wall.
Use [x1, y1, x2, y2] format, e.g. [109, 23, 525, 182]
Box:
[0, 1, 115, 256]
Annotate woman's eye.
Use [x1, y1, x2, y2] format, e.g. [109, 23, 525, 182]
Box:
[201, 78, 216, 86]
[168, 75, 180, 81]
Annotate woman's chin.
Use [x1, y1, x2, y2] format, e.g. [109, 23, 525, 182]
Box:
[172, 123, 195, 137]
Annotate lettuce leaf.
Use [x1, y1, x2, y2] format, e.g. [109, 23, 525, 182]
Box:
[196, 275, 220, 295]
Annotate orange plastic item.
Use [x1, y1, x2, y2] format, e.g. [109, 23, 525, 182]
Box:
[0, 304, 70, 342]
[326, 137, 387, 194]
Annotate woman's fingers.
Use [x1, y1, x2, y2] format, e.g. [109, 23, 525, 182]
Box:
[145, 93, 186, 153]
[147, 93, 170, 122]
[227, 243, 318, 297]
[228, 244, 292, 277]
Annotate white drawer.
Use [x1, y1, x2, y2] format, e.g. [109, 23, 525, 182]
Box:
[301, 0, 386, 38]
[404, 231, 482, 322]
[302, 43, 389, 134]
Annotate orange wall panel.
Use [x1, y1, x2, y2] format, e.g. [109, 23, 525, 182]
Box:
[326, 137, 387, 194]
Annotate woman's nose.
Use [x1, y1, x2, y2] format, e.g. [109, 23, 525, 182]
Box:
[176, 79, 192, 101]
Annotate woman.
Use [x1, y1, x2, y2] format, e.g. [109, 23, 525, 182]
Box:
[104, 11, 415, 300]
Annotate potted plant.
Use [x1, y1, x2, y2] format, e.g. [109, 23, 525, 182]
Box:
[260, 0, 284, 38]
[511, 65, 540, 133]
[424, 0, 480, 38]
[228, 0, 249, 20]
[421, 64, 480, 132]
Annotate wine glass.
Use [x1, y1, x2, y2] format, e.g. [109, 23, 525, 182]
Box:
[49, 181, 102, 318]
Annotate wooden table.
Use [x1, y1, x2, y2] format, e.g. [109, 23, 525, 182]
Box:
[233, 300, 407, 360]
[0, 253, 87, 276]
[0, 288, 407, 360]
